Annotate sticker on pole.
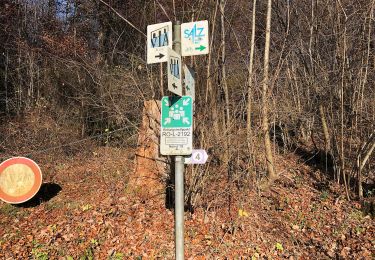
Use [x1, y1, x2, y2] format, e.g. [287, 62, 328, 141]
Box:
[167, 48, 182, 96]
[183, 64, 195, 100]
[147, 21, 172, 64]
[160, 96, 193, 155]
[0, 157, 42, 204]
[181, 20, 209, 56]
[185, 149, 208, 164]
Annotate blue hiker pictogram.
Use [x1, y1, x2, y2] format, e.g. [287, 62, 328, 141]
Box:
[169, 56, 180, 79]
[150, 26, 169, 48]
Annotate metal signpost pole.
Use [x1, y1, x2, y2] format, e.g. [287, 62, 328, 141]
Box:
[173, 21, 184, 260]
[147, 18, 208, 260]
[175, 155, 184, 260]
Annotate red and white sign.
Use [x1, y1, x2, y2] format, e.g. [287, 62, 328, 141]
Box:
[0, 157, 42, 204]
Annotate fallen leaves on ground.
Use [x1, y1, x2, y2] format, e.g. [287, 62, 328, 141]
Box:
[0, 147, 374, 259]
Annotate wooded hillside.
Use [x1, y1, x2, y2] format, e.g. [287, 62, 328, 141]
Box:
[1, 0, 373, 197]
[0, 0, 374, 258]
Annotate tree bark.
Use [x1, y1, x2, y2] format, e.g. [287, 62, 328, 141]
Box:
[206, 0, 220, 137]
[358, 131, 375, 198]
[220, 0, 230, 126]
[220, 0, 231, 169]
[247, 0, 256, 153]
[262, 0, 276, 182]
[319, 105, 331, 153]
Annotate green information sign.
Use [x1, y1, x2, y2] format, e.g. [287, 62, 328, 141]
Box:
[160, 96, 193, 155]
[161, 96, 192, 128]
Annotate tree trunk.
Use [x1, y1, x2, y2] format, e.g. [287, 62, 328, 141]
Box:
[319, 105, 331, 152]
[220, 0, 230, 170]
[206, 0, 220, 137]
[358, 131, 375, 198]
[247, 0, 256, 154]
[220, 0, 230, 126]
[262, 0, 276, 182]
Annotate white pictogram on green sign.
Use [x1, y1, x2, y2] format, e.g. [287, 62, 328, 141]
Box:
[161, 96, 192, 128]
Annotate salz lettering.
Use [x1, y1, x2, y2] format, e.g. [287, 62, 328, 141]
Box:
[184, 24, 205, 44]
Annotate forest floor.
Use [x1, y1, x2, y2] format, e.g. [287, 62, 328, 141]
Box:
[0, 144, 374, 259]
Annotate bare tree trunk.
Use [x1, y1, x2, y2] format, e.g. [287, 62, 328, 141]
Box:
[262, 0, 276, 182]
[220, 0, 230, 125]
[220, 0, 231, 170]
[319, 105, 331, 152]
[340, 20, 350, 199]
[247, 0, 256, 154]
[357, 1, 374, 199]
[4, 51, 9, 112]
[336, 0, 350, 200]
[205, 0, 220, 137]
[358, 131, 375, 198]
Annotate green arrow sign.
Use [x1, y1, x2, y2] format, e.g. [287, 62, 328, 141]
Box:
[161, 96, 192, 128]
[181, 20, 209, 56]
[195, 45, 206, 51]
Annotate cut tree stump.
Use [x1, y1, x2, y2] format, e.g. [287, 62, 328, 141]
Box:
[130, 100, 168, 199]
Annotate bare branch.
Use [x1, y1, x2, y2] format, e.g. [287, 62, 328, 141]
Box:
[98, 0, 146, 38]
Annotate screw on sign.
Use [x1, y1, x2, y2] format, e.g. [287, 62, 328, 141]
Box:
[0, 157, 42, 204]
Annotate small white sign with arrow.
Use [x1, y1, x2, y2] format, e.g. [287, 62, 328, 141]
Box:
[181, 20, 209, 56]
[147, 21, 172, 64]
[184, 149, 208, 164]
[167, 48, 182, 96]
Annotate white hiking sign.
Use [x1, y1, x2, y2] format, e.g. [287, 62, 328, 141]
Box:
[147, 22, 172, 64]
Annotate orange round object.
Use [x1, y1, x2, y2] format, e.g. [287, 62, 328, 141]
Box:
[0, 157, 42, 204]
